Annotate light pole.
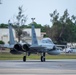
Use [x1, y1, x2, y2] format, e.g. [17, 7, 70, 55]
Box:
[31, 18, 35, 23]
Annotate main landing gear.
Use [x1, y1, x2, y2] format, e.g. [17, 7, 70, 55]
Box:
[41, 52, 46, 62]
[23, 56, 26, 62]
[23, 52, 46, 62]
[23, 52, 27, 62]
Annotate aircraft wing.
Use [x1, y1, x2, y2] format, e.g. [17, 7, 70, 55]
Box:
[0, 44, 14, 49]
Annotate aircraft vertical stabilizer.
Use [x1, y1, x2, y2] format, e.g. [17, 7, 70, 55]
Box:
[8, 22, 15, 45]
[31, 23, 38, 46]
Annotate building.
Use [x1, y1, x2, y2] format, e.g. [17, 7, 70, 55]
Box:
[0, 28, 43, 44]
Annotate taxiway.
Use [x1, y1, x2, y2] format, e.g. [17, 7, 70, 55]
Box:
[0, 59, 76, 75]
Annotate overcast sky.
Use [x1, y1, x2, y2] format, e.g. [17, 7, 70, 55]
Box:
[0, 0, 76, 26]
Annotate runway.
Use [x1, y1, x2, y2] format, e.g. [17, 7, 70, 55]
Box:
[0, 59, 76, 75]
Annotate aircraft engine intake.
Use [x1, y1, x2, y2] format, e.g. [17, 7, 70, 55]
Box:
[14, 44, 23, 51]
[22, 44, 30, 52]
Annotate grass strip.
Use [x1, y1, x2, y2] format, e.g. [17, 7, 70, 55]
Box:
[0, 52, 76, 60]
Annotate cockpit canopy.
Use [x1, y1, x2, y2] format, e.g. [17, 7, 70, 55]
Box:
[41, 38, 53, 44]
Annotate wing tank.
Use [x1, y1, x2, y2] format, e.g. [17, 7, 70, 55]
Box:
[47, 49, 61, 55]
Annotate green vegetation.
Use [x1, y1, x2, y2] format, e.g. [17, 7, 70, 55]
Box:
[13, 6, 27, 42]
[0, 52, 76, 60]
[49, 9, 76, 44]
[0, 23, 8, 28]
[0, 40, 5, 44]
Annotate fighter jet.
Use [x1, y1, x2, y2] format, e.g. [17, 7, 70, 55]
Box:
[5, 20, 61, 62]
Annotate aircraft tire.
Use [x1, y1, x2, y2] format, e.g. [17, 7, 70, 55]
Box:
[41, 56, 45, 62]
[23, 56, 26, 62]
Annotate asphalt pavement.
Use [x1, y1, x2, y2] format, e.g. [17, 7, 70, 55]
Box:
[0, 59, 76, 75]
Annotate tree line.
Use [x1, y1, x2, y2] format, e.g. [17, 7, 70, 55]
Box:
[49, 9, 76, 44]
